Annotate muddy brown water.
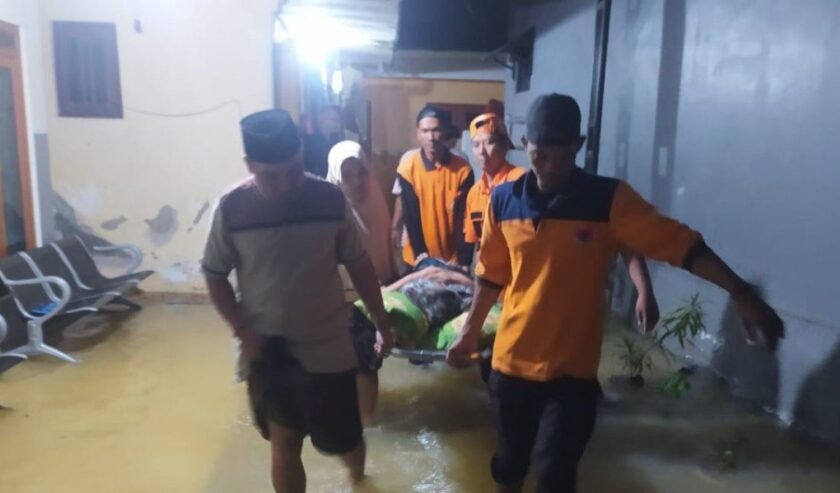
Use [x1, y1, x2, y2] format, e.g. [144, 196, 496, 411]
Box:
[1, 301, 838, 492]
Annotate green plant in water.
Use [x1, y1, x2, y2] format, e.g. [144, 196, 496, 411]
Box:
[617, 337, 654, 382]
[655, 293, 705, 350]
[658, 370, 692, 398]
[615, 293, 706, 393]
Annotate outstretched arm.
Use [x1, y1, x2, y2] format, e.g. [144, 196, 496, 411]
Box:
[685, 244, 784, 350]
[610, 183, 784, 351]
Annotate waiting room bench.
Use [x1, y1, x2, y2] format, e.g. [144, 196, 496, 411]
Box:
[0, 236, 153, 364]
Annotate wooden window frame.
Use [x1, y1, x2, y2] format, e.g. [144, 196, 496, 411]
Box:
[53, 21, 123, 118]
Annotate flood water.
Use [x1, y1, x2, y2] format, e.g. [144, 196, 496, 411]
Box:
[1, 299, 838, 492]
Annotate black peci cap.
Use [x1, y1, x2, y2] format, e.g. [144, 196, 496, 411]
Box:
[240, 109, 301, 164]
[525, 94, 582, 146]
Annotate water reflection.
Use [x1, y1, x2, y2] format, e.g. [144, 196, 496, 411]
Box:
[0, 303, 838, 493]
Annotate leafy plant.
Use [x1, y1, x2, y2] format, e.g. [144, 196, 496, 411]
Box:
[655, 293, 705, 350]
[617, 337, 654, 380]
[658, 370, 692, 398]
[615, 294, 706, 393]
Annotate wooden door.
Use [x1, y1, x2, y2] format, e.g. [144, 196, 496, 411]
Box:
[0, 21, 36, 256]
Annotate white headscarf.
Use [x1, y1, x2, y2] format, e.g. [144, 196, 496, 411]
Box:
[327, 141, 396, 285]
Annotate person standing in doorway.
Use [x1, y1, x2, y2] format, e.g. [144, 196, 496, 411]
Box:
[203, 109, 393, 492]
[303, 105, 347, 178]
[448, 94, 784, 492]
[444, 123, 469, 162]
[395, 104, 474, 271]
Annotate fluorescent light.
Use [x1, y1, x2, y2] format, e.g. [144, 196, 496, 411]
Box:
[278, 12, 376, 66]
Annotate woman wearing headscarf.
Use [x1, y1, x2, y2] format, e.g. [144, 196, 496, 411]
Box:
[327, 141, 397, 284]
[327, 140, 396, 425]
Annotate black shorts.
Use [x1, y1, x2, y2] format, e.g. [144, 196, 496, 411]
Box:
[247, 338, 363, 455]
[349, 305, 382, 373]
[488, 370, 600, 493]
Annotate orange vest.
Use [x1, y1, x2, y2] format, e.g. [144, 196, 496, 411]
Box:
[396, 150, 473, 265]
[464, 162, 526, 244]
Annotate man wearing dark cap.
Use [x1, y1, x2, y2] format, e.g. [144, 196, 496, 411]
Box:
[395, 104, 475, 270]
[202, 109, 393, 492]
[448, 94, 785, 492]
[303, 105, 350, 178]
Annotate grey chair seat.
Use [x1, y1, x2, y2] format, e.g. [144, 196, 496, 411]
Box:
[51, 237, 153, 291]
[0, 252, 133, 319]
[0, 281, 79, 364]
[0, 296, 28, 368]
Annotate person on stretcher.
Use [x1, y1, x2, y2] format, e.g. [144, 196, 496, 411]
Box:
[328, 137, 658, 361]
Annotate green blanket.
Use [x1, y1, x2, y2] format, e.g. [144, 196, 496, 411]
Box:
[356, 291, 501, 351]
[354, 291, 429, 348]
[433, 304, 501, 350]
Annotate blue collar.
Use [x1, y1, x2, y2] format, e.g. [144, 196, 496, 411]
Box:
[523, 168, 584, 213]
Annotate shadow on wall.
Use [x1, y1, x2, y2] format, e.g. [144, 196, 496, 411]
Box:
[649, 0, 686, 215]
[793, 339, 840, 444]
[711, 283, 780, 412]
[53, 192, 117, 251]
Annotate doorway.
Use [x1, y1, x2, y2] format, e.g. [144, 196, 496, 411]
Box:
[0, 21, 36, 256]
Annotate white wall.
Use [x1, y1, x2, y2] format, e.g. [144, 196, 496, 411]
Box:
[39, 0, 277, 292]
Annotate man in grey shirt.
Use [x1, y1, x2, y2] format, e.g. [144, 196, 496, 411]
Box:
[203, 109, 392, 492]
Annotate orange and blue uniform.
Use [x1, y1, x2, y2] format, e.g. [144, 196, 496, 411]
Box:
[477, 169, 703, 381]
[464, 112, 525, 247]
[397, 149, 474, 266]
[464, 162, 526, 246]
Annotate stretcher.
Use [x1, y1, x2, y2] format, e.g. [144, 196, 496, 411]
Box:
[389, 347, 491, 364]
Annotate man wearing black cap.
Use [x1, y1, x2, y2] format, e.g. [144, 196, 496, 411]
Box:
[202, 109, 393, 492]
[395, 104, 475, 270]
[303, 105, 349, 178]
[448, 94, 784, 492]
